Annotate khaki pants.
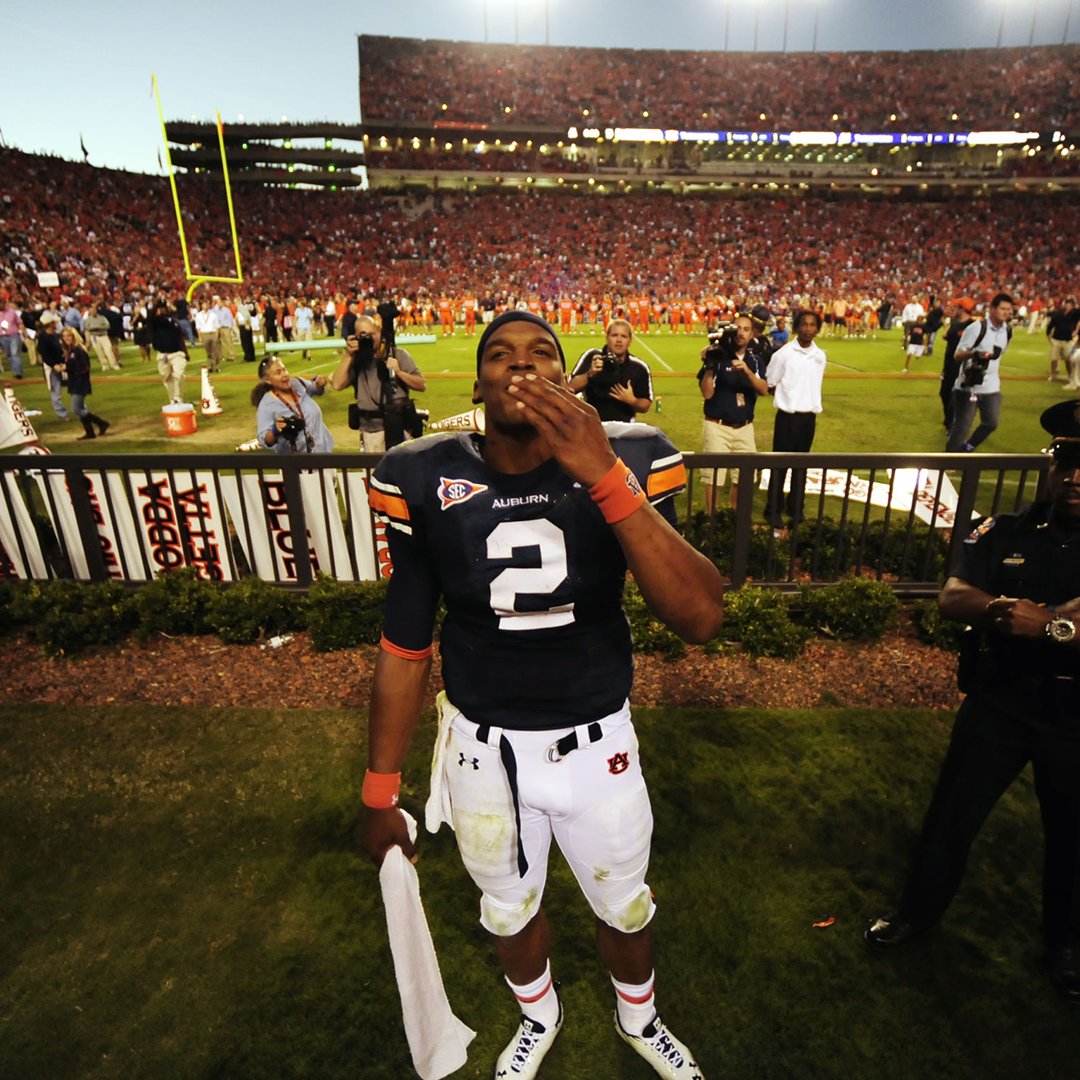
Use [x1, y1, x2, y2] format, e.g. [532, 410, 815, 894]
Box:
[90, 334, 121, 371]
[157, 351, 188, 402]
[199, 332, 221, 371]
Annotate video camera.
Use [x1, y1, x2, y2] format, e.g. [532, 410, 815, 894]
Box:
[960, 346, 1001, 389]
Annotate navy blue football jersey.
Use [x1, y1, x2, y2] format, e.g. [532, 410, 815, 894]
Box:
[370, 423, 686, 729]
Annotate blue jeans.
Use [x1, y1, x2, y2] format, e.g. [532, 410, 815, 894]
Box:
[0, 334, 23, 377]
[947, 389, 1001, 451]
[46, 367, 69, 419]
[70, 392, 90, 419]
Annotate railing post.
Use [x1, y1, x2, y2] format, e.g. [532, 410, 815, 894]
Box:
[946, 462, 982, 574]
[731, 461, 754, 587]
[280, 462, 314, 587]
[62, 464, 110, 581]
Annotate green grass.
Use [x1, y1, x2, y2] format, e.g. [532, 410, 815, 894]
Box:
[4, 324, 1067, 459]
[2, 702, 1078, 1078]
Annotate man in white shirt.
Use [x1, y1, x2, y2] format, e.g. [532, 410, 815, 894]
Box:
[901, 297, 926, 349]
[194, 300, 221, 372]
[946, 292, 1014, 453]
[764, 310, 827, 530]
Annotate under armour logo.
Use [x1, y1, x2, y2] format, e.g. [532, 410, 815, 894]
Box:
[608, 752, 630, 775]
[458, 753, 479, 770]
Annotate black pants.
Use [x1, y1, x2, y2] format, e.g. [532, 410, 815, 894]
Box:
[239, 326, 256, 363]
[898, 690, 1080, 951]
[940, 360, 960, 429]
[765, 409, 816, 526]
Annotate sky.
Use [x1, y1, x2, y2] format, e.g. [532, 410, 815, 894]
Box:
[5, 0, 1077, 176]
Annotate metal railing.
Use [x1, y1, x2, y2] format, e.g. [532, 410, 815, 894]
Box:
[0, 451, 1049, 596]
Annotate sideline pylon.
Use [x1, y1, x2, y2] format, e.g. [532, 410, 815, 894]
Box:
[200, 366, 224, 416]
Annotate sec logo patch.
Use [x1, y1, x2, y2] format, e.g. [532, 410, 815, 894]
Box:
[437, 476, 489, 511]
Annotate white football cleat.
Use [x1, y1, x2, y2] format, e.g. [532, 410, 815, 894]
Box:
[494, 1000, 563, 1079]
[615, 1011, 705, 1079]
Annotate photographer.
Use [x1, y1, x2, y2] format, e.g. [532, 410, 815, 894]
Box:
[946, 292, 1014, 453]
[253, 358, 334, 455]
[698, 312, 769, 512]
[568, 319, 653, 422]
[330, 313, 426, 452]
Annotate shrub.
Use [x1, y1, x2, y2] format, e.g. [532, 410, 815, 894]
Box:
[9, 579, 138, 658]
[0, 581, 25, 638]
[801, 577, 900, 642]
[304, 576, 387, 652]
[206, 576, 303, 645]
[723, 586, 809, 660]
[623, 579, 686, 659]
[130, 568, 217, 641]
[863, 519, 949, 581]
[912, 599, 966, 652]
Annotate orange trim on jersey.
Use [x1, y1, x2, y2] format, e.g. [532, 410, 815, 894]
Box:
[647, 462, 687, 498]
[380, 634, 434, 661]
[369, 489, 410, 521]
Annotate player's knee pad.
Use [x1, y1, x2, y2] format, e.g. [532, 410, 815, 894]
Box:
[593, 882, 656, 934]
[480, 887, 543, 938]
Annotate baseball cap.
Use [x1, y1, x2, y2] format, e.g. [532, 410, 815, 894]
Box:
[475, 310, 565, 375]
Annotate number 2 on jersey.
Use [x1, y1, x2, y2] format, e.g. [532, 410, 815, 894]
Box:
[486, 519, 575, 630]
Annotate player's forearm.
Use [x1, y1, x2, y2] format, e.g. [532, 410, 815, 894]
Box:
[367, 648, 432, 773]
[614, 503, 724, 643]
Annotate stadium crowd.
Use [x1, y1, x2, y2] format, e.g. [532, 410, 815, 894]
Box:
[359, 37, 1080, 133]
[2, 148, 1079, 322]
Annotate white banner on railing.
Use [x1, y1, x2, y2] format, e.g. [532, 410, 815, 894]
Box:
[759, 467, 962, 527]
[36, 470, 134, 580]
[0, 474, 47, 578]
[342, 471, 386, 581]
[121, 471, 235, 580]
[221, 471, 350, 581]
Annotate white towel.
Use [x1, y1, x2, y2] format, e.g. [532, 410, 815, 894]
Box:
[379, 810, 475, 1079]
[424, 691, 457, 834]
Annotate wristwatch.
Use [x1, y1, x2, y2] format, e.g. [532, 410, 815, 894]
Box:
[1045, 616, 1077, 644]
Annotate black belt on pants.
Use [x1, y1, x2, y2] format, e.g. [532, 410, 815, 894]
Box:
[705, 417, 750, 429]
[474, 720, 604, 878]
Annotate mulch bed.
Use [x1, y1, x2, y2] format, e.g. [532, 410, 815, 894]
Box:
[0, 621, 961, 711]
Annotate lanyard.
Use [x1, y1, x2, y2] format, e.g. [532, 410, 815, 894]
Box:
[272, 388, 303, 420]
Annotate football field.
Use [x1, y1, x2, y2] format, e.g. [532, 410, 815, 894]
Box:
[4, 323, 1069, 459]
[3, 701, 1079, 1079]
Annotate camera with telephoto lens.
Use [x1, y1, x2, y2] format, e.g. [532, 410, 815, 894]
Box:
[355, 332, 377, 366]
[960, 345, 1001, 389]
[279, 414, 307, 442]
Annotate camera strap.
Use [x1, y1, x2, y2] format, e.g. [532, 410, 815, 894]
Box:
[272, 387, 304, 420]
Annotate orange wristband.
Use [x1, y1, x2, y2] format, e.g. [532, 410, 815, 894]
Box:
[362, 769, 401, 809]
[589, 458, 646, 524]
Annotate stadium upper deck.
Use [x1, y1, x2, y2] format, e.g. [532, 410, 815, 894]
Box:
[358, 35, 1080, 135]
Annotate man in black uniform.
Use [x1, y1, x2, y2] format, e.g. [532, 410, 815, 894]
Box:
[568, 318, 653, 422]
[938, 297, 975, 431]
[866, 400, 1080, 1004]
[149, 300, 190, 404]
[361, 311, 723, 1077]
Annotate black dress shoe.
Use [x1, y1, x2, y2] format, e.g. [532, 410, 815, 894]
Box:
[864, 912, 922, 949]
[1047, 946, 1080, 1005]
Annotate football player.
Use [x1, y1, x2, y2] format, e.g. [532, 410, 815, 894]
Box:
[361, 310, 723, 1078]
